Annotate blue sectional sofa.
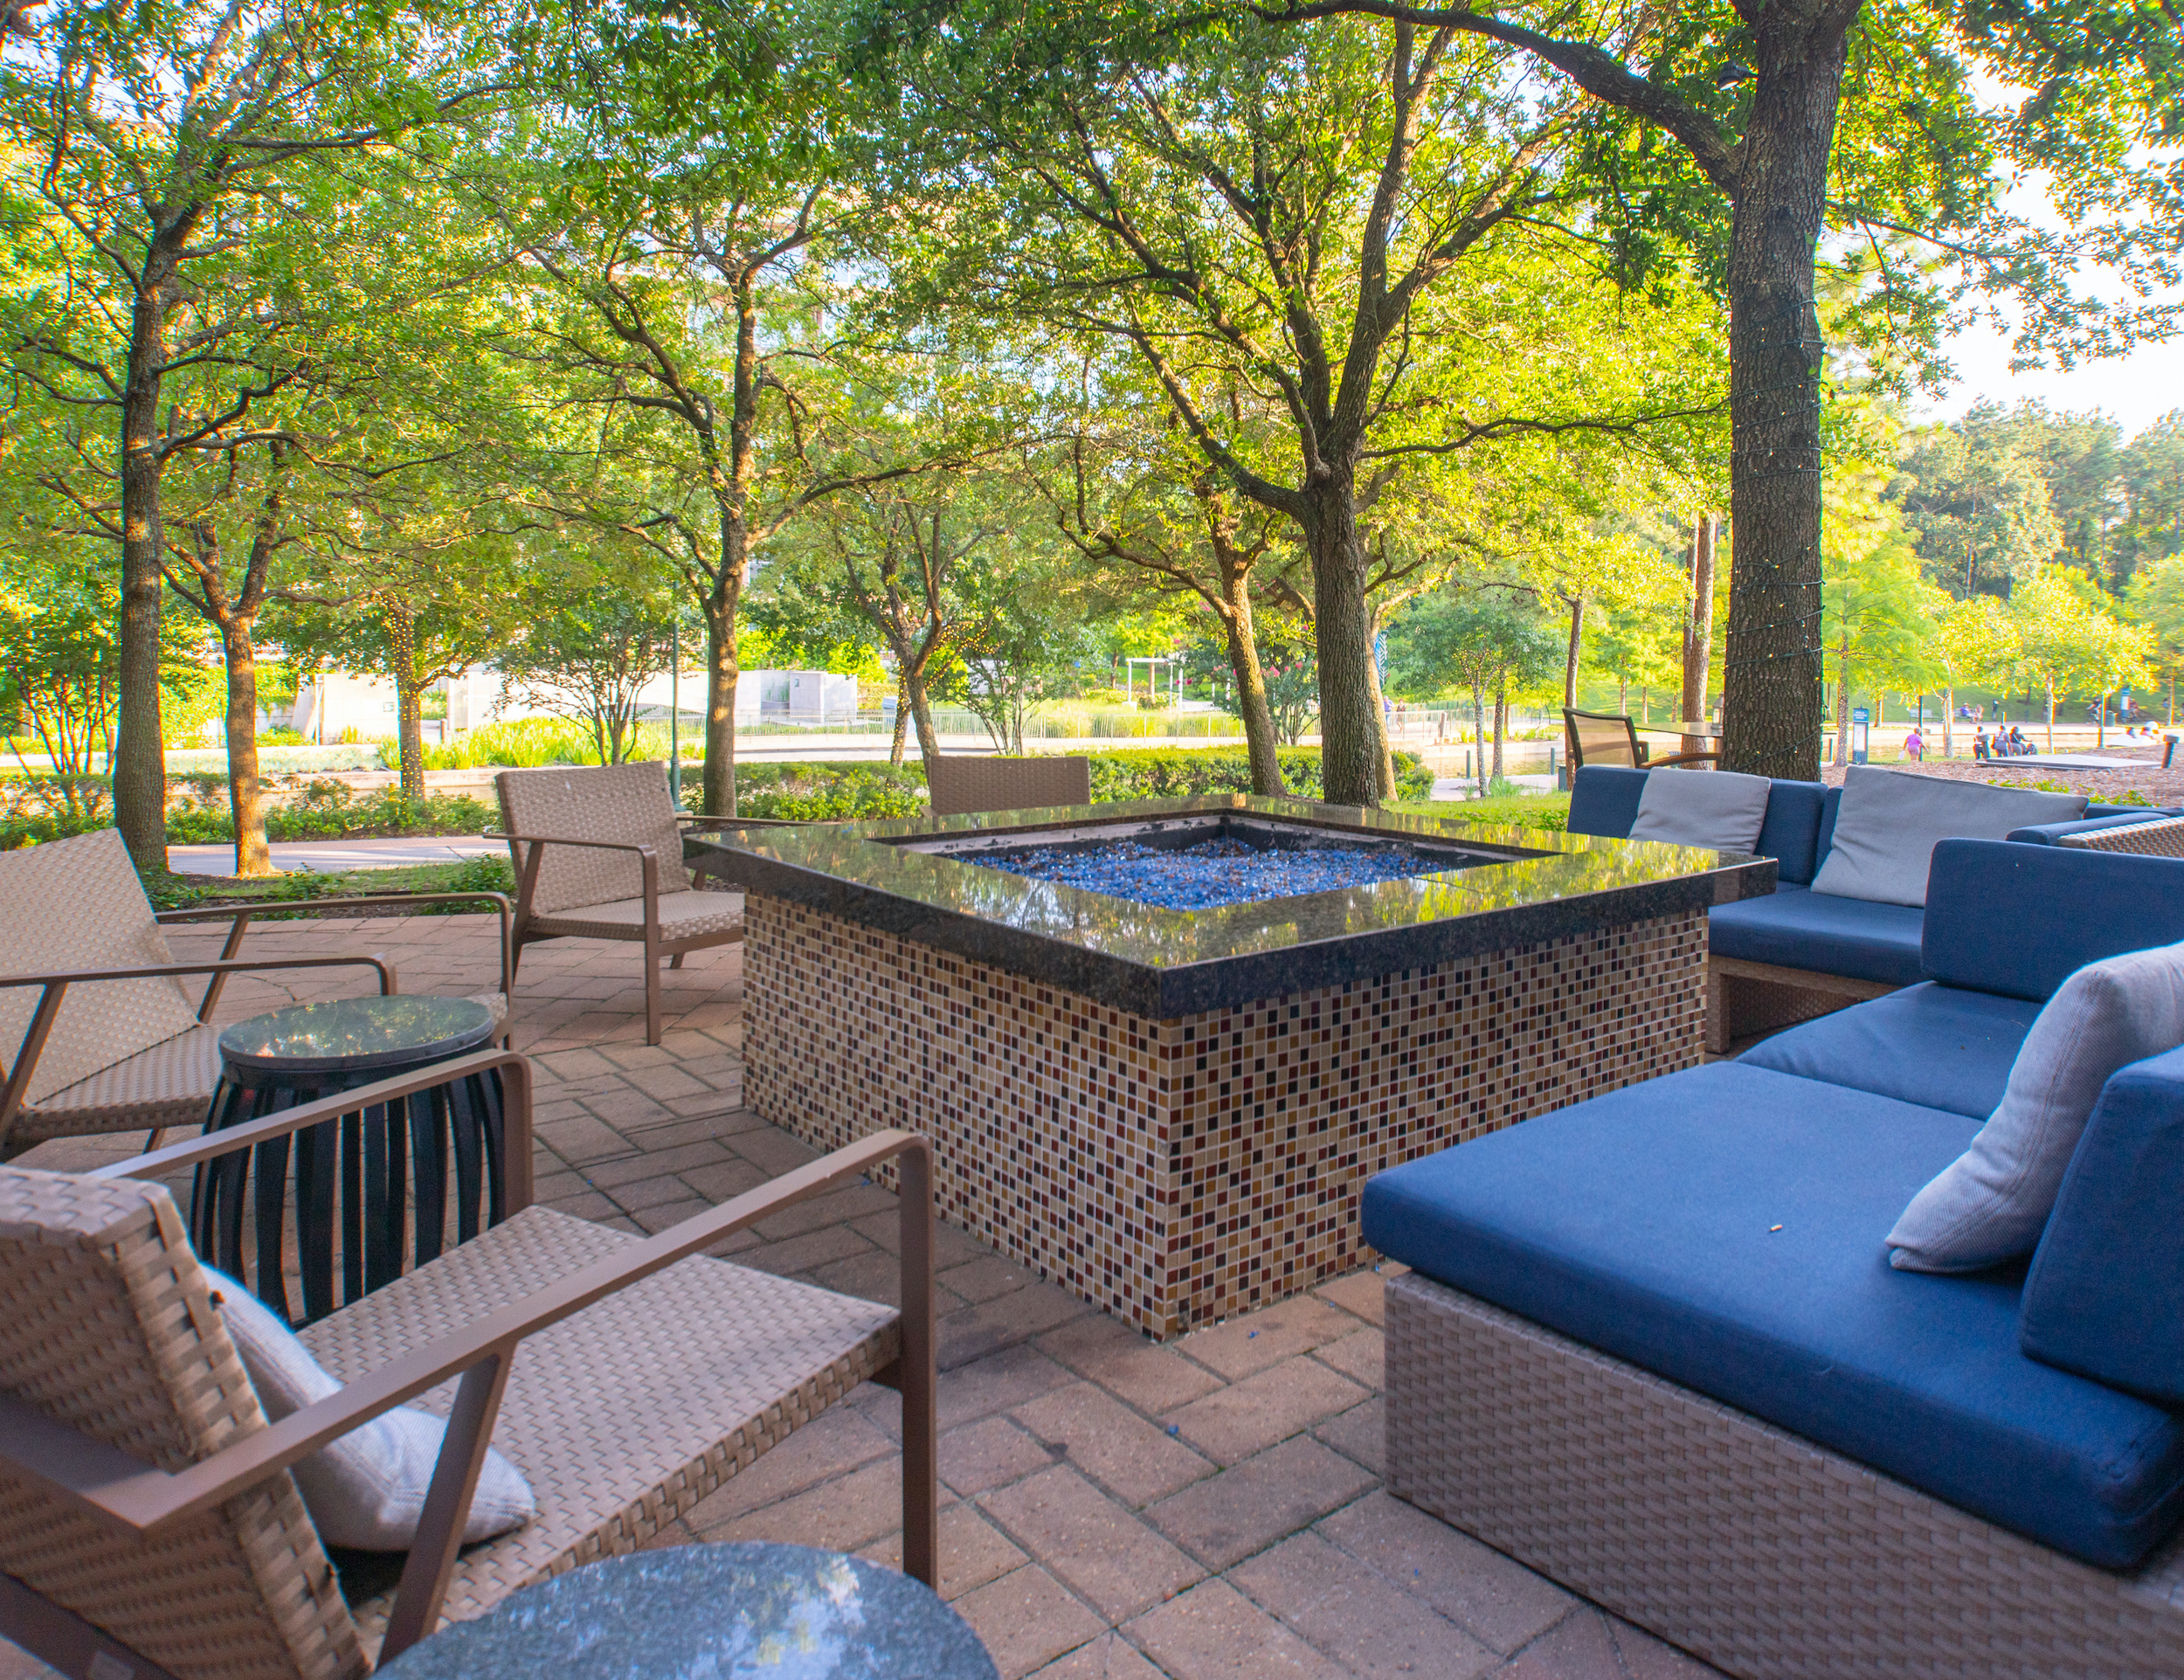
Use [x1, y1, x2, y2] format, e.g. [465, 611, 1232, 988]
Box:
[1367, 838, 2184, 1679]
[1567, 764, 2169, 1051]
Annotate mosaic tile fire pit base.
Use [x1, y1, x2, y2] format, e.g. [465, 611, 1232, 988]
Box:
[744, 892, 1709, 1338]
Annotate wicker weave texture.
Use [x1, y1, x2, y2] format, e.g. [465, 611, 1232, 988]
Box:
[1385, 1270, 2184, 1680]
[0, 829, 201, 1103]
[300, 1205, 901, 1652]
[496, 764, 690, 915]
[530, 890, 743, 944]
[926, 756, 1091, 818]
[0, 1167, 363, 1680]
[2061, 816, 2184, 857]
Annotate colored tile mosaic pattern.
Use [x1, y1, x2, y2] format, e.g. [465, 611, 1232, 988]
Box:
[743, 892, 1708, 1338]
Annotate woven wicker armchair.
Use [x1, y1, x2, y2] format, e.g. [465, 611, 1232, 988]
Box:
[491, 764, 744, 1046]
[926, 755, 1092, 818]
[1561, 709, 1719, 772]
[0, 829, 512, 1163]
[0, 1052, 938, 1680]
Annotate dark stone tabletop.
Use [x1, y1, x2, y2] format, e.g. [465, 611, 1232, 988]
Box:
[374, 1543, 999, 1679]
[691, 796, 1774, 1017]
[217, 995, 496, 1075]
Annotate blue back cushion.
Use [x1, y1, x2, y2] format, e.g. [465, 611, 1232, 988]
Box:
[1922, 840, 2184, 1000]
[1754, 779, 1828, 885]
[1566, 765, 1646, 838]
[1814, 785, 1842, 872]
[2022, 1045, 2184, 1406]
[1569, 766, 1827, 882]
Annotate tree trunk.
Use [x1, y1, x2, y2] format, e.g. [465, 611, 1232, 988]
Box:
[1471, 678, 1488, 796]
[1942, 686, 1954, 761]
[223, 620, 271, 875]
[114, 280, 173, 872]
[908, 673, 942, 782]
[1492, 684, 1506, 778]
[1364, 613, 1395, 801]
[1219, 570, 1286, 796]
[2046, 676, 2056, 752]
[1683, 514, 1718, 755]
[387, 605, 426, 803]
[701, 598, 739, 817]
[1301, 485, 1379, 807]
[1562, 593, 1585, 709]
[1719, 18, 1845, 781]
[890, 672, 910, 765]
[1834, 645, 1850, 766]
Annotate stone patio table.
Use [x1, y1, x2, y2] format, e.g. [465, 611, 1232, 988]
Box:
[697, 796, 1770, 1338]
[192, 994, 508, 1323]
[373, 1543, 999, 1679]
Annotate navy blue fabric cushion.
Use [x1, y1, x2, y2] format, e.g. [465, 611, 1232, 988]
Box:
[1738, 982, 2040, 1117]
[1753, 779, 1828, 885]
[1364, 1064, 2184, 1567]
[1707, 883, 1926, 985]
[1566, 765, 1646, 839]
[2022, 1046, 2184, 1407]
[2007, 812, 2168, 846]
[1814, 785, 1842, 871]
[1923, 839, 2184, 1001]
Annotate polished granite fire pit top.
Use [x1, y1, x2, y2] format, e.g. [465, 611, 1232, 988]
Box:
[694, 796, 1773, 1016]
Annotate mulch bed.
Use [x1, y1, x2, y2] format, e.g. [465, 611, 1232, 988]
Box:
[1817, 749, 2182, 806]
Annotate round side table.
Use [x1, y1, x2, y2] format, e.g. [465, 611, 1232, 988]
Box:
[374, 1544, 1000, 1679]
[191, 996, 505, 1324]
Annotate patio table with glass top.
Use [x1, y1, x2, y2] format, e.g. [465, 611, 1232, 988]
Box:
[695, 795, 1771, 1339]
[192, 993, 510, 1322]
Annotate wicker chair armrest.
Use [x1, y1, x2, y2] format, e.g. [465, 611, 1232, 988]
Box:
[485, 832, 657, 857]
[0, 954, 396, 993]
[51, 1117, 929, 1542]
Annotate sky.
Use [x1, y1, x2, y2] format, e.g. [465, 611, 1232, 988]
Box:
[1919, 310, 2184, 440]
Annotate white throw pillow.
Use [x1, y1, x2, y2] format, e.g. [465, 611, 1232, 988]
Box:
[1811, 766, 2084, 906]
[1885, 941, 2184, 1273]
[205, 1269, 536, 1551]
[1626, 768, 1773, 854]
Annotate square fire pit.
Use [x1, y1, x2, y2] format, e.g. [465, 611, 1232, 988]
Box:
[695, 796, 1772, 1338]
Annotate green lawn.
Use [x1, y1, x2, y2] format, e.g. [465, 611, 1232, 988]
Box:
[1386, 792, 1570, 831]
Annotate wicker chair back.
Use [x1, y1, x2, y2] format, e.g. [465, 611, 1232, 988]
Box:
[0, 829, 200, 1104]
[926, 756, 1092, 818]
[494, 764, 690, 914]
[0, 1165, 364, 1680]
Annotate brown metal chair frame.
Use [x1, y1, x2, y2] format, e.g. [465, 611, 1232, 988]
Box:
[0, 1050, 938, 1678]
[1561, 708, 1721, 772]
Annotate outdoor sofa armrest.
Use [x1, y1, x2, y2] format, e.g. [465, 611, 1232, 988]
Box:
[0, 954, 397, 1137]
[158, 895, 513, 1021]
[4, 1053, 936, 1656]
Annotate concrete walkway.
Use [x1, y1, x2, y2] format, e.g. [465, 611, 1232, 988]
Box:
[164, 834, 507, 874]
[3, 911, 1722, 1680]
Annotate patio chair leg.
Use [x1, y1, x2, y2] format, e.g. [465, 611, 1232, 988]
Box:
[898, 1142, 938, 1590]
[644, 944, 662, 1046]
[669, 952, 684, 970]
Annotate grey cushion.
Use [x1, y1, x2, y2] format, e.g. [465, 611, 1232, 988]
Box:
[1626, 768, 1773, 853]
[208, 1269, 536, 1550]
[1885, 942, 2184, 1273]
[1811, 767, 2084, 906]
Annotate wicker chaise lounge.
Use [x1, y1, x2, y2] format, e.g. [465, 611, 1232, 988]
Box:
[1367, 840, 2184, 1678]
[493, 764, 744, 1046]
[0, 1051, 938, 1680]
[0, 828, 515, 1162]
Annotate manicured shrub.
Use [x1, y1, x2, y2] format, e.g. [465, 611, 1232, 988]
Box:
[1083, 746, 1431, 804]
[681, 760, 926, 821]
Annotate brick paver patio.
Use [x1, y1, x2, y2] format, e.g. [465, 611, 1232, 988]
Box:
[4, 910, 1723, 1680]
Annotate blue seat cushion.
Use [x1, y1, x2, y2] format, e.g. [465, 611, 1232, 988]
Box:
[1707, 882, 1926, 985]
[1363, 1064, 2184, 1567]
[1738, 981, 2041, 1117]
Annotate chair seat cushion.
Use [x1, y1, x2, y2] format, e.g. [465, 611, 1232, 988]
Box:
[1738, 982, 2042, 1117]
[529, 891, 745, 944]
[1360, 1062, 2184, 1567]
[17, 1023, 222, 1142]
[1707, 883, 1926, 985]
[303, 1205, 898, 1652]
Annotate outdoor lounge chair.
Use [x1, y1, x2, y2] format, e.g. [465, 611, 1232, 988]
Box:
[491, 764, 743, 1047]
[1562, 708, 1720, 773]
[926, 754, 1092, 817]
[0, 829, 512, 1162]
[0, 1050, 938, 1680]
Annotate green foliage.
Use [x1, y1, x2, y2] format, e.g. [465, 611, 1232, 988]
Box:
[425, 853, 518, 908]
[163, 781, 494, 844]
[1387, 793, 1571, 833]
[1083, 748, 1431, 805]
[681, 761, 929, 822]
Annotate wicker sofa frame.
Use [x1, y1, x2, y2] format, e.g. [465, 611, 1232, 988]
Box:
[1386, 1269, 2184, 1680]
